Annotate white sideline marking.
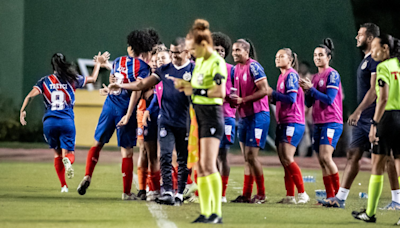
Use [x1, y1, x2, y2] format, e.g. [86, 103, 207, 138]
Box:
[133, 174, 178, 228]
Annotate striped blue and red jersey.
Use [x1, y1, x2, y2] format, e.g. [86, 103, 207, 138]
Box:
[34, 74, 87, 120]
[108, 56, 151, 109]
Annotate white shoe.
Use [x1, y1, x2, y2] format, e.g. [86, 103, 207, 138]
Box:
[122, 193, 137, 200]
[221, 196, 227, 203]
[146, 191, 160, 201]
[277, 196, 297, 204]
[185, 194, 199, 203]
[297, 192, 310, 204]
[62, 157, 74, 179]
[183, 183, 198, 198]
[61, 185, 68, 193]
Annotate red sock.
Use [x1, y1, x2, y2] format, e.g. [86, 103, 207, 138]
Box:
[85, 146, 101, 177]
[187, 168, 193, 185]
[65, 153, 75, 164]
[137, 167, 147, 190]
[221, 175, 229, 197]
[147, 171, 152, 191]
[284, 167, 295, 196]
[323, 175, 335, 198]
[172, 166, 178, 191]
[330, 173, 340, 195]
[242, 175, 254, 199]
[122, 158, 133, 194]
[150, 170, 161, 191]
[255, 175, 265, 196]
[286, 162, 305, 193]
[54, 157, 67, 187]
[194, 170, 198, 196]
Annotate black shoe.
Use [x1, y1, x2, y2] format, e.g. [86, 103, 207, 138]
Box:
[77, 176, 91, 196]
[192, 215, 208, 223]
[174, 197, 182, 206]
[137, 190, 147, 200]
[231, 195, 250, 203]
[156, 193, 175, 205]
[352, 209, 376, 223]
[206, 213, 223, 224]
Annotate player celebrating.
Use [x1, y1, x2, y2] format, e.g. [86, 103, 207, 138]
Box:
[230, 39, 270, 204]
[109, 37, 194, 206]
[212, 32, 235, 203]
[267, 48, 309, 204]
[20, 52, 108, 192]
[352, 34, 400, 223]
[77, 29, 156, 200]
[300, 38, 343, 200]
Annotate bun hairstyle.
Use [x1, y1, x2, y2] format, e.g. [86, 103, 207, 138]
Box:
[377, 34, 400, 60]
[187, 19, 213, 46]
[51, 53, 78, 84]
[235, 38, 258, 61]
[318, 38, 334, 60]
[282, 48, 299, 72]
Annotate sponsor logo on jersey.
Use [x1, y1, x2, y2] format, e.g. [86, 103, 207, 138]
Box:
[197, 73, 204, 85]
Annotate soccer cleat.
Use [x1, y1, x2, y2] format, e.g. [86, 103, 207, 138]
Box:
[250, 195, 266, 204]
[155, 193, 175, 205]
[185, 194, 199, 203]
[379, 201, 400, 210]
[146, 191, 160, 202]
[396, 217, 400, 226]
[319, 196, 345, 208]
[192, 215, 208, 223]
[174, 197, 183, 206]
[206, 213, 223, 224]
[352, 209, 376, 223]
[231, 195, 251, 203]
[277, 196, 297, 204]
[183, 182, 198, 198]
[137, 190, 147, 201]
[221, 196, 227, 203]
[61, 185, 68, 193]
[122, 193, 137, 200]
[297, 192, 310, 204]
[62, 157, 74, 179]
[77, 175, 91, 195]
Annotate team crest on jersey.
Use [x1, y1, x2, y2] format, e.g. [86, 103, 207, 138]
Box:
[197, 73, 204, 85]
[183, 71, 192, 81]
[160, 128, 167, 137]
[319, 79, 324, 87]
[361, 60, 368, 70]
[210, 128, 216, 135]
[137, 128, 143, 136]
[243, 73, 247, 81]
[280, 82, 284, 90]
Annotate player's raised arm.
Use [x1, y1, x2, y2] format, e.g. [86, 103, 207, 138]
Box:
[86, 52, 109, 84]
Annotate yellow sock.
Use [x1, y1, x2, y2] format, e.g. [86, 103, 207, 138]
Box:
[207, 172, 222, 217]
[366, 175, 384, 217]
[198, 176, 212, 217]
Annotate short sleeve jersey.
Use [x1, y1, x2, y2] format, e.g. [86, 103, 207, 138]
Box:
[376, 58, 400, 111]
[191, 51, 227, 105]
[357, 53, 379, 117]
[108, 56, 150, 110]
[34, 74, 86, 120]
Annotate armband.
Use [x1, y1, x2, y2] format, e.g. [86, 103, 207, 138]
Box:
[378, 79, 386, 87]
[193, 88, 208, 97]
[213, 73, 226, 85]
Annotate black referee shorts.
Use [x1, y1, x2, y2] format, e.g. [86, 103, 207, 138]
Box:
[193, 104, 224, 140]
[373, 111, 400, 158]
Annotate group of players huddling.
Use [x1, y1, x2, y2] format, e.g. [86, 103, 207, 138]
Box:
[20, 20, 400, 224]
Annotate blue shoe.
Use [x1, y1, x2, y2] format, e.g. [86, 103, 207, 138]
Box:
[319, 196, 345, 208]
[379, 201, 400, 210]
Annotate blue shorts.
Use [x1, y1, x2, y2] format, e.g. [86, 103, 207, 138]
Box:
[144, 112, 159, 142]
[349, 117, 372, 151]
[219, 117, 236, 149]
[313, 123, 343, 153]
[238, 111, 270, 149]
[94, 99, 137, 148]
[275, 123, 305, 148]
[43, 117, 75, 151]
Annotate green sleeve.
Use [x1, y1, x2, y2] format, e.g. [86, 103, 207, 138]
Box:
[212, 60, 227, 83]
[377, 63, 390, 85]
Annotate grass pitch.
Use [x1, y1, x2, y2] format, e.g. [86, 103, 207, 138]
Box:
[0, 161, 398, 227]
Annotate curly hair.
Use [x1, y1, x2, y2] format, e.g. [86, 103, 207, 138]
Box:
[212, 32, 232, 59]
[127, 29, 156, 56]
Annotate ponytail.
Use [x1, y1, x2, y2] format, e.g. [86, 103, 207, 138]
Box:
[318, 38, 334, 61]
[282, 48, 298, 72]
[51, 53, 78, 84]
[378, 34, 400, 60]
[236, 38, 258, 61]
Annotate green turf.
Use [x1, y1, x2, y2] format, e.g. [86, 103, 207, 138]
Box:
[0, 162, 398, 228]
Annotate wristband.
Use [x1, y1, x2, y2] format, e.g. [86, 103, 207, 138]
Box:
[370, 119, 379, 126]
[193, 88, 208, 97]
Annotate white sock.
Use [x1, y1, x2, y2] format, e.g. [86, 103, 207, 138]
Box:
[392, 190, 400, 204]
[175, 193, 183, 201]
[336, 187, 350, 201]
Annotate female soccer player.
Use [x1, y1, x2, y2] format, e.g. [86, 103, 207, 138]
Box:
[230, 39, 270, 204]
[352, 34, 400, 223]
[300, 38, 343, 200]
[77, 29, 157, 200]
[20, 52, 108, 192]
[267, 48, 309, 204]
[212, 31, 235, 203]
[174, 19, 227, 224]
